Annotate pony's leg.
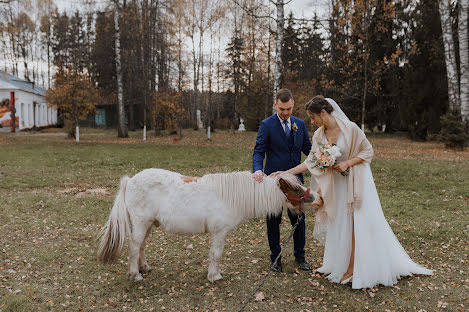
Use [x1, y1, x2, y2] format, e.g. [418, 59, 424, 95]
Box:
[207, 230, 228, 282]
[127, 219, 153, 281]
[138, 225, 153, 274]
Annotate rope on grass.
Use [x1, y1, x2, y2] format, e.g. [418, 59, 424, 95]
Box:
[236, 214, 303, 312]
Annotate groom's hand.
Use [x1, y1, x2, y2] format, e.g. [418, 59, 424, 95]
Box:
[253, 170, 266, 182]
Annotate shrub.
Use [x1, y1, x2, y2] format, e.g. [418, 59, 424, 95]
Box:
[439, 110, 469, 150]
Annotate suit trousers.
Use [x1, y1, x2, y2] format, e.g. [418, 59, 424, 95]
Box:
[266, 209, 306, 263]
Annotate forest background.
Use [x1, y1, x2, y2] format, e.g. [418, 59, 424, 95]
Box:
[0, 0, 466, 142]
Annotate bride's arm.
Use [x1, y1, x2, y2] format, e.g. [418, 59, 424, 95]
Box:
[346, 157, 364, 167]
[334, 125, 373, 172]
[333, 156, 364, 172]
[286, 163, 308, 175]
[270, 163, 308, 177]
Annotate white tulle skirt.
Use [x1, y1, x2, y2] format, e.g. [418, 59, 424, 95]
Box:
[314, 164, 432, 289]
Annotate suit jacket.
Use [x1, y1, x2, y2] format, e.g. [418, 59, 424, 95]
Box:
[252, 114, 312, 183]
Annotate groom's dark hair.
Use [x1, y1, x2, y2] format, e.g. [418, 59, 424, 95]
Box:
[276, 88, 294, 103]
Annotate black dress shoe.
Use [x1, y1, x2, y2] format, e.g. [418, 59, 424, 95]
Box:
[295, 257, 310, 271]
[271, 261, 282, 272]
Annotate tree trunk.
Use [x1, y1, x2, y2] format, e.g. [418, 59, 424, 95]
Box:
[361, 57, 368, 131]
[361, 1, 369, 132]
[191, 34, 198, 121]
[439, 0, 461, 111]
[114, 2, 128, 137]
[272, 0, 285, 114]
[266, 22, 272, 118]
[459, 0, 469, 123]
[47, 39, 50, 89]
[76, 125, 80, 143]
[207, 29, 214, 140]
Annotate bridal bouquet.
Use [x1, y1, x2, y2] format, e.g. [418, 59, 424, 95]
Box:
[309, 142, 342, 170]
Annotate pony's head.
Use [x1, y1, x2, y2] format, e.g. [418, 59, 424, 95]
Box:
[277, 174, 316, 214]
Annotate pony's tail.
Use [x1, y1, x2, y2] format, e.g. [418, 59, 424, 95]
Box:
[97, 176, 130, 264]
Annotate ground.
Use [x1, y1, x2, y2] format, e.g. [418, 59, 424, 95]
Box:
[0, 128, 468, 312]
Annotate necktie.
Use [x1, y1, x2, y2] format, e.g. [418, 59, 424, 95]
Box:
[283, 119, 290, 138]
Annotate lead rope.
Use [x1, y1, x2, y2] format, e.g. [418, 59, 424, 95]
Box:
[236, 213, 303, 312]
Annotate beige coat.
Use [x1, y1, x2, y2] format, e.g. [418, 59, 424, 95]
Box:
[304, 117, 374, 220]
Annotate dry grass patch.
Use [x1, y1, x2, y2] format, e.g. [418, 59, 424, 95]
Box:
[0, 128, 468, 311]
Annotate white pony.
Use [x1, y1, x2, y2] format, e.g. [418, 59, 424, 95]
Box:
[97, 169, 314, 282]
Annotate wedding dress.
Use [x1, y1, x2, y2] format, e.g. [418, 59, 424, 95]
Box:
[313, 132, 432, 289]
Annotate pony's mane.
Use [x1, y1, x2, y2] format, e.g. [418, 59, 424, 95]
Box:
[201, 171, 301, 219]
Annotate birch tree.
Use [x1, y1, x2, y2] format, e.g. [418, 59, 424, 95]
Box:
[272, 0, 284, 114]
[459, 0, 469, 122]
[438, 0, 461, 111]
[113, 0, 128, 137]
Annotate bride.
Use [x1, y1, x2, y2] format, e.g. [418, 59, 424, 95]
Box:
[272, 95, 432, 289]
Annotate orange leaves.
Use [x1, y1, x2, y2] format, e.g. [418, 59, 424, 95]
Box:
[152, 89, 187, 131]
[46, 67, 99, 124]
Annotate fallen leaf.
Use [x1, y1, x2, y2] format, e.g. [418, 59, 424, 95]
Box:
[254, 291, 265, 301]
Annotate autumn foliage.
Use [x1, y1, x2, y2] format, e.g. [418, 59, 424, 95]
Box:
[46, 67, 99, 138]
[152, 89, 187, 135]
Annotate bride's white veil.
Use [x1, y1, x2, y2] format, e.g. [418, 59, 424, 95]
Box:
[326, 98, 350, 122]
[312, 97, 349, 244]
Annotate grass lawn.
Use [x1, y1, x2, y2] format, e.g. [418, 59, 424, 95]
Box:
[0, 128, 468, 312]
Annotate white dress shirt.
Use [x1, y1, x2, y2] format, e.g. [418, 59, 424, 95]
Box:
[277, 114, 291, 133]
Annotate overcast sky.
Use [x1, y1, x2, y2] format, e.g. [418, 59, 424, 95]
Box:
[54, 0, 331, 56]
[2, 0, 330, 87]
[55, 0, 330, 20]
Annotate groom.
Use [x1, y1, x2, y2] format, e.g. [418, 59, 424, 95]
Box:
[252, 88, 312, 272]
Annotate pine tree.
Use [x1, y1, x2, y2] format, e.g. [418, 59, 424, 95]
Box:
[401, 0, 447, 140]
[298, 15, 324, 84]
[281, 13, 300, 83]
[226, 29, 246, 131]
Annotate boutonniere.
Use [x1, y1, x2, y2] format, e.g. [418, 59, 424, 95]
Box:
[292, 122, 298, 132]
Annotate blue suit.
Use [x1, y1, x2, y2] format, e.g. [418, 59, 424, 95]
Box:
[252, 114, 312, 263]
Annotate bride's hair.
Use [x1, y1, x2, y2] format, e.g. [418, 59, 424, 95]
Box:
[305, 95, 334, 114]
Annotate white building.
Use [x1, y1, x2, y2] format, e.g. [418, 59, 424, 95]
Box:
[0, 71, 57, 131]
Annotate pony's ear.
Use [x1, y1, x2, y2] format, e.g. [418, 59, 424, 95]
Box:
[278, 177, 290, 192]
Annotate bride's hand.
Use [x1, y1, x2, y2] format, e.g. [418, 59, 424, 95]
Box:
[332, 161, 349, 173]
[270, 171, 285, 177]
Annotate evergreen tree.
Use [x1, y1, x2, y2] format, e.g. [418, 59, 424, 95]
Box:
[226, 29, 246, 130]
[281, 13, 300, 83]
[298, 15, 324, 85]
[51, 12, 70, 67]
[401, 0, 447, 140]
[90, 11, 117, 109]
[69, 11, 87, 73]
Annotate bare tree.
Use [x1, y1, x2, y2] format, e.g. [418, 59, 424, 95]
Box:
[231, 0, 291, 114]
[438, 0, 461, 111]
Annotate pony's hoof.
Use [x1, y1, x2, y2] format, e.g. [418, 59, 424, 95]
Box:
[127, 272, 144, 281]
[139, 264, 152, 274]
[207, 272, 223, 282]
